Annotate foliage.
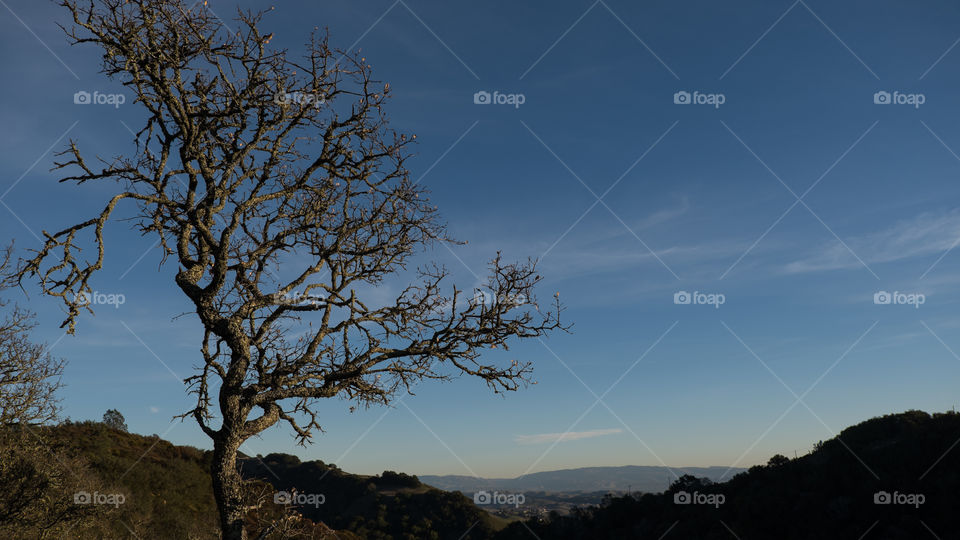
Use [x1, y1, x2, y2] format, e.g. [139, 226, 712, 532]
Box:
[376, 470, 421, 488]
[38, 420, 218, 538]
[0, 426, 103, 538]
[241, 453, 500, 539]
[0, 421, 502, 538]
[102, 409, 127, 432]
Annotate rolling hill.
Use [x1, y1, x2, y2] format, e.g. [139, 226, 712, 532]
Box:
[6, 410, 960, 538]
[3, 421, 501, 539]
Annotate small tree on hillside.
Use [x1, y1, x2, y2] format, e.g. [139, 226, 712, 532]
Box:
[767, 454, 790, 467]
[20, 2, 568, 538]
[103, 409, 128, 432]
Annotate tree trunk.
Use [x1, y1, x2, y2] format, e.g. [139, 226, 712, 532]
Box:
[211, 436, 246, 540]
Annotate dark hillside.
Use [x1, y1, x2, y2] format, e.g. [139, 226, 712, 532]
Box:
[241, 454, 505, 539]
[497, 410, 960, 539]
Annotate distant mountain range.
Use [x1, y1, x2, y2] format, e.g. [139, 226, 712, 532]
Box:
[421, 465, 743, 494]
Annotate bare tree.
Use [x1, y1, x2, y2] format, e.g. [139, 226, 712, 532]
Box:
[0, 245, 98, 538]
[20, 1, 567, 537]
[0, 245, 64, 426]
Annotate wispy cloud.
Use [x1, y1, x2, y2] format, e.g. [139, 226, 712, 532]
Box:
[515, 428, 623, 445]
[466, 197, 747, 280]
[783, 209, 960, 274]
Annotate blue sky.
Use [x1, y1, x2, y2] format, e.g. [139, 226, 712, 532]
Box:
[3, 0, 960, 479]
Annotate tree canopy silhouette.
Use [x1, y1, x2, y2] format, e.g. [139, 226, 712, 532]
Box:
[102, 409, 127, 432]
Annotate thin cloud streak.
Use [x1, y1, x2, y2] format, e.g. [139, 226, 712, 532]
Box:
[515, 428, 623, 445]
[783, 209, 960, 274]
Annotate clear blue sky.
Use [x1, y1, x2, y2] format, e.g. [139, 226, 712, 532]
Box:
[3, 0, 960, 478]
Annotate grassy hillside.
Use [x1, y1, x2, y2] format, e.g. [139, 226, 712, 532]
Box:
[29, 420, 220, 538]
[4, 421, 502, 539]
